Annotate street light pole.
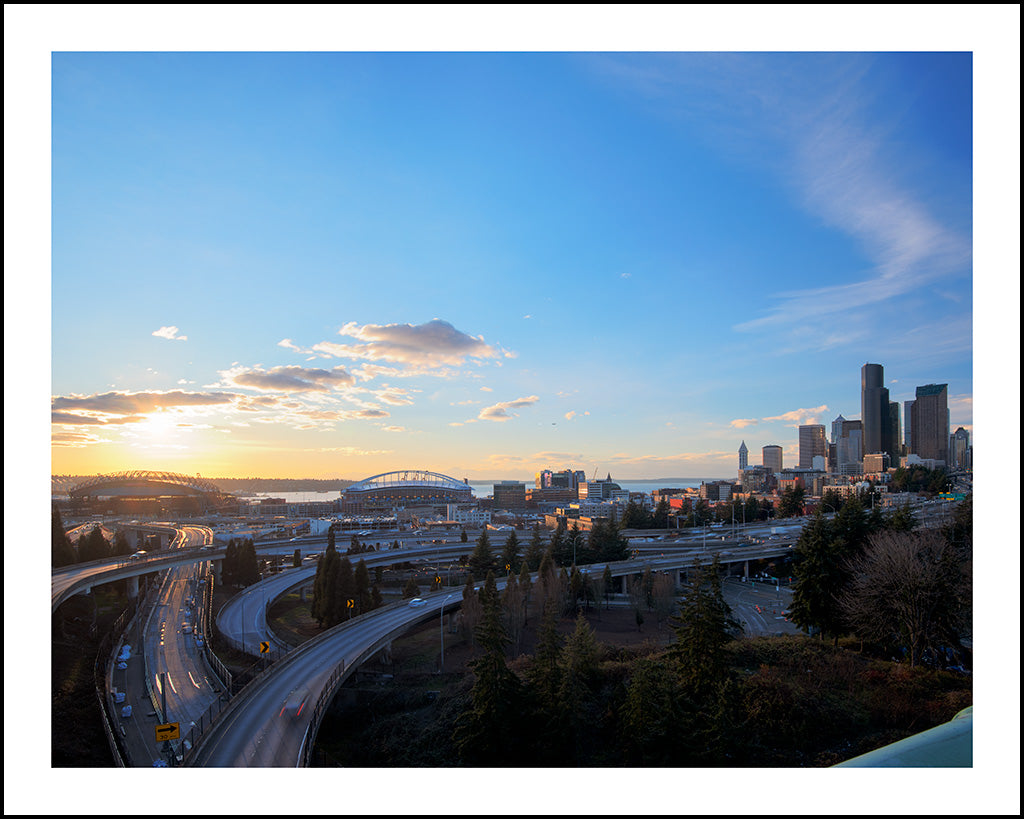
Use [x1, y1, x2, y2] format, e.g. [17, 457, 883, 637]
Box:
[439, 594, 454, 672]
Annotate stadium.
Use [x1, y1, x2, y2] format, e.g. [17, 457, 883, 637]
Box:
[341, 470, 473, 514]
[65, 470, 234, 515]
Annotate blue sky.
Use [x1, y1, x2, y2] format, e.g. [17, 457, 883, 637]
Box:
[20, 9, 1011, 485]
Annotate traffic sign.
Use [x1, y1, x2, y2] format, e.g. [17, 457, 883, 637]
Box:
[259, 641, 270, 654]
[155, 722, 180, 742]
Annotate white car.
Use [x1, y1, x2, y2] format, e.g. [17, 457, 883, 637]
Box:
[407, 598, 427, 608]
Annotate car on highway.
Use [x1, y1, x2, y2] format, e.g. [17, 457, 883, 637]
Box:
[280, 686, 311, 718]
[128, 550, 148, 560]
[407, 598, 427, 607]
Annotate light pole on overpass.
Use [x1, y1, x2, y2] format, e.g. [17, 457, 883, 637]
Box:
[439, 593, 455, 672]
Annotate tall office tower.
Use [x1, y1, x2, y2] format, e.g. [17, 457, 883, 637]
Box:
[536, 470, 553, 490]
[904, 399, 915, 453]
[889, 402, 902, 459]
[910, 384, 949, 463]
[763, 445, 783, 473]
[951, 427, 971, 470]
[738, 441, 748, 471]
[799, 424, 826, 468]
[861, 363, 892, 457]
[831, 414, 847, 445]
[836, 419, 863, 474]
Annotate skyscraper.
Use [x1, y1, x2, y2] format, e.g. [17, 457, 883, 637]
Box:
[861, 363, 892, 458]
[738, 441, 748, 471]
[763, 445, 783, 473]
[910, 384, 949, 464]
[799, 424, 826, 469]
[951, 426, 970, 470]
[889, 402, 902, 460]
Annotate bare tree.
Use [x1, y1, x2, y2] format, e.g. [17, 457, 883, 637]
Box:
[841, 529, 970, 667]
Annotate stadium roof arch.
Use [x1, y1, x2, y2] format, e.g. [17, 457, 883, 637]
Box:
[343, 470, 473, 512]
[69, 470, 228, 500]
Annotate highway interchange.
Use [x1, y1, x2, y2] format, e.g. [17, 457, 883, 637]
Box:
[52, 497, 957, 767]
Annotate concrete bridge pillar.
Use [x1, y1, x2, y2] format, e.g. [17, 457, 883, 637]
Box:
[127, 575, 139, 600]
[212, 559, 222, 585]
[743, 559, 750, 579]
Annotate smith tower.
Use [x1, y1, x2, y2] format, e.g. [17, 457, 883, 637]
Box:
[861, 363, 892, 459]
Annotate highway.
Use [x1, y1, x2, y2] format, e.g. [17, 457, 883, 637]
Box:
[189, 550, 794, 766]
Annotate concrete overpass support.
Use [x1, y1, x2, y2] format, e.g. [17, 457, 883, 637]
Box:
[743, 559, 750, 580]
[127, 574, 140, 600]
[212, 559, 222, 585]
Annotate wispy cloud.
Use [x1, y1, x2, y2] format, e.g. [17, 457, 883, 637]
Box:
[730, 418, 758, 429]
[53, 389, 237, 417]
[221, 365, 355, 393]
[153, 325, 187, 341]
[762, 404, 829, 427]
[313, 319, 509, 369]
[478, 395, 540, 422]
[594, 53, 971, 350]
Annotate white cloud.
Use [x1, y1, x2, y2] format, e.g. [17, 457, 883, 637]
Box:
[730, 418, 758, 429]
[762, 404, 829, 427]
[153, 325, 187, 341]
[478, 395, 540, 423]
[221, 364, 355, 393]
[312, 319, 510, 370]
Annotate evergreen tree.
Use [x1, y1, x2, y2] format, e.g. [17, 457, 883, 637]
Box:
[354, 559, 372, 614]
[524, 524, 545, 572]
[468, 528, 497, 577]
[557, 612, 601, 764]
[402, 576, 420, 600]
[238, 538, 260, 587]
[500, 529, 521, 575]
[293, 548, 302, 568]
[548, 522, 568, 567]
[311, 540, 339, 626]
[51, 506, 76, 568]
[455, 571, 523, 764]
[652, 497, 670, 529]
[602, 564, 614, 608]
[79, 526, 111, 562]
[777, 485, 806, 518]
[668, 559, 738, 697]
[564, 522, 585, 566]
[111, 530, 132, 557]
[620, 656, 680, 765]
[788, 513, 847, 644]
[459, 575, 482, 643]
[334, 556, 356, 622]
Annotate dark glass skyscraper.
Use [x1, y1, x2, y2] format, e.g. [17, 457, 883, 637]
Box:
[861, 363, 892, 458]
[910, 384, 949, 464]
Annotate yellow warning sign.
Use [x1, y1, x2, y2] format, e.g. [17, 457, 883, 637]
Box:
[155, 722, 180, 742]
[260, 641, 270, 654]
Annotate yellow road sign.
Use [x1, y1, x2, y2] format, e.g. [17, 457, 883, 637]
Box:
[155, 722, 180, 742]
[259, 641, 270, 654]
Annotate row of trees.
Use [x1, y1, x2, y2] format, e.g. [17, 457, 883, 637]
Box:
[221, 538, 260, 588]
[466, 520, 630, 580]
[789, 494, 972, 666]
[52, 506, 132, 567]
[310, 541, 383, 628]
[454, 559, 741, 765]
[619, 495, 777, 530]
